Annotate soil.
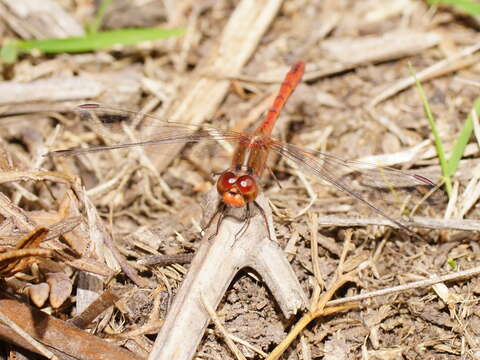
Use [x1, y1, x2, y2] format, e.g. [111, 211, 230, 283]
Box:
[1, 0, 480, 359]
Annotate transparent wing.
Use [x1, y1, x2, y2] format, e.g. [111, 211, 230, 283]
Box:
[270, 140, 438, 233]
[273, 142, 434, 187]
[48, 103, 246, 157]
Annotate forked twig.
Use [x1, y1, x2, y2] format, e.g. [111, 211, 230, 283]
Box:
[148, 192, 307, 360]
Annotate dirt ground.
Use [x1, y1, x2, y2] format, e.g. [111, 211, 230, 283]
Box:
[1, 0, 480, 359]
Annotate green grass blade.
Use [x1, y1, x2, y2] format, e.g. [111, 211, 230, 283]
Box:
[409, 63, 452, 197]
[0, 39, 18, 63]
[87, 0, 114, 34]
[14, 27, 185, 54]
[447, 98, 480, 175]
[427, 0, 480, 16]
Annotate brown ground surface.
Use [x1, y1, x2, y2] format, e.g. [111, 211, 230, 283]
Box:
[1, 0, 480, 359]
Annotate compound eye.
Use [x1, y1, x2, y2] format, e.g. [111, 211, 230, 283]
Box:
[236, 175, 258, 200]
[217, 172, 237, 193]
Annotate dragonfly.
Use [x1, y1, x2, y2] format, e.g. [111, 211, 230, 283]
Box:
[48, 62, 435, 238]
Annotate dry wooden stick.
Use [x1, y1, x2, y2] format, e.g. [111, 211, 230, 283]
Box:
[326, 265, 480, 307]
[0, 0, 84, 39]
[137, 253, 194, 266]
[0, 170, 75, 186]
[224, 333, 269, 358]
[69, 288, 124, 329]
[0, 311, 57, 360]
[304, 31, 441, 81]
[369, 41, 480, 107]
[0, 78, 104, 105]
[308, 212, 324, 291]
[316, 214, 480, 231]
[0, 298, 141, 360]
[83, 191, 150, 288]
[0, 192, 37, 231]
[0, 216, 83, 247]
[148, 192, 307, 360]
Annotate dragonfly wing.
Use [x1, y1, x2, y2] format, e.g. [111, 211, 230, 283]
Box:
[271, 141, 436, 188]
[270, 141, 438, 231]
[48, 104, 245, 157]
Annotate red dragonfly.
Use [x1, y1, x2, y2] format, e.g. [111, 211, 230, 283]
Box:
[49, 62, 434, 237]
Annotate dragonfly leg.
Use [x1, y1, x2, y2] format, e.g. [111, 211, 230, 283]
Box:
[232, 204, 252, 245]
[253, 200, 273, 242]
[267, 167, 283, 190]
[204, 203, 226, 241]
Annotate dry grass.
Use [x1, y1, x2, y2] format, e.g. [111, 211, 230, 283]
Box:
[1, 0, 480, 359]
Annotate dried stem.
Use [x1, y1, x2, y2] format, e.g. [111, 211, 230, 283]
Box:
[148, 192, 307, 360]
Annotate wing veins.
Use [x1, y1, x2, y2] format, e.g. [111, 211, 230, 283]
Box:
[270, 142, 426, 237]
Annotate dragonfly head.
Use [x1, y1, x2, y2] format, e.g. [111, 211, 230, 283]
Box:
[217, 171, 258, 208]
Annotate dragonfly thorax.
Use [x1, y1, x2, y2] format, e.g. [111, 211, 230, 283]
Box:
[230, 134, 271, 180]
[216, 171, 259, 208]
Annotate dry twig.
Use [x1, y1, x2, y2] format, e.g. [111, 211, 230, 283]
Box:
[327, 265, 480, 307]
[369, 41, 480, 107]
[316, 214, 480, 231]
[149, 191, 307, 360]
[266, 274, 358, 360]
[201, 293, 248, 360]
[0, 311, 58, 360]
[0, 298, 141, 360]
